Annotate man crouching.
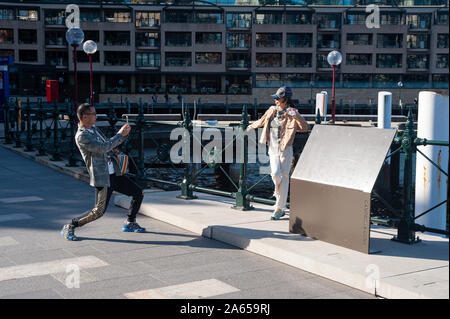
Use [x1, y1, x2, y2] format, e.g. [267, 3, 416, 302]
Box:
[61, 103, 145, 241]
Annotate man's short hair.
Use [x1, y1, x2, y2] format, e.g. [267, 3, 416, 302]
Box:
[77, 103, 92, 121]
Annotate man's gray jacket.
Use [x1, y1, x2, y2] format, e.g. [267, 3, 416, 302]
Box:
[75, 125, 127, 187]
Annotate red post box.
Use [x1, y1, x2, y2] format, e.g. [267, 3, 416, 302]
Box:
[46, 80, 59, 102]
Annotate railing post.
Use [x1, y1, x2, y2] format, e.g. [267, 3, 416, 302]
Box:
[14, 99, 22, 148]
[136, 98, 146, 180]
[177, 101, 197, 200]
[50, 102, 62, 161]
[25, 98, 34, 152]
[3, 101, 11, 144]
[66, 102, 78, 167]
[37, 99, 46, 156]
[392, 107, 420, 244]
[232, 104, 252, 211]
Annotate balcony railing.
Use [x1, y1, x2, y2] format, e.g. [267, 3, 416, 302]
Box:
[226, 60, 250, 68]
[166, 58, 191, 67]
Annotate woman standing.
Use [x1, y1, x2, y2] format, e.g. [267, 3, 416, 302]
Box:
[247, 87, 309, 220]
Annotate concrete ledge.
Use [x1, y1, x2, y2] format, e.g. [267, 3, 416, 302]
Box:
[115, 191, 449, 299]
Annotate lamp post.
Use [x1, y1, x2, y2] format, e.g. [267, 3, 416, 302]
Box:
[119, 79, 124, 105]
[309, 80, 314, 114]
[327, 50, 342, 123]
[398, 81, 403, 110]
[58, 77, 64, 103]
[83, 40, 97, 106]
[65, 27, 84, 111]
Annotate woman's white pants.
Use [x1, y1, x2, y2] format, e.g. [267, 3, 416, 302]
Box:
[269, 146, 293, 210]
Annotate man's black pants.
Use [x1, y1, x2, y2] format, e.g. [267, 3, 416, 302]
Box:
[72, 174, 144, 228]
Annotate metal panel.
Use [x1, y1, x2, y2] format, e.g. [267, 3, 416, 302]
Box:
[291, 125, 396, 193]
[289, 125, 396, 254]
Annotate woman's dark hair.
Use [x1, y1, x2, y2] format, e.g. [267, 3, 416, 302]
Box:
[286, 98, 296, 109]
[77, 103, 92, 121]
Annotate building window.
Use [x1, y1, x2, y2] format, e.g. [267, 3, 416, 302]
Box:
[380, 12, 402, 25]
[165, 32, 191, 47]
[432, 74, 449, 89]
[226, 33, 249, 48]
[403, 74, 430, 88]
[136, 12, 160, 27]
[285, 12, 312, 25]
[104, 10, 131, 23]
[0, 49, 14, 57]
[407, 14, 431, 29]
[436, 54, 449, 69]
[45, 51, 67, 67]
[377, 34, 402, 48]
[18, 29, 37, 45]
[407, 34, 430, 49]
[136, 52, 160, 67]
[165, 52, 191, 67]
[256, 33, 282, 48]
[166, 74, 191, 94]
[283, 73, 312, 88]
[255, 13, 282, 25]
[196, 32, 222, 45]
[346, 54, 372, 65]
[195, 12, 222, 24]
[256, 53, 282, 68]
[44, 9, 65, 25]
[196, 75, 221, 94]
[84, 30, 99, 43]
[136, 32, 160, 47]
[104, 52, 130, 66]
[317, 34, 340, 49]
[286, 33, 312, 48]
[317, 54, 331, 68]
[80, 9, 101, 22]
[18, 9, 38, 21]
[286, 53, 312, 68]
[255, 73, 282, 88]
[226, 53, 250, 68]
[165, 11, 193, 23]
[0, 29, 13, 44]
[0, 8, 15, 20]
[315, 73, 339, 88]
[346, 33, 372, 46]
[316, 13, 341, 28]
[105, 75, 130, 93]
[104, 31, 130, 46]
[436, 12, 449, 25]
[407, 54, 429, 69]
[195, 52, 221, 64]
[19, 50, 38, 62]
[45, 31, 65, 46]
[345, 12, 367, 25]
[226, 75, 251, 94]
[136, 74, 161, 93]
[437, 34, 449, 49]
[226, 13, 251, 28]
[343, 74, 371, 88]
[376, 54, 402, 68]
[77, 51, 100, 63]
[373, 74, 401, 88]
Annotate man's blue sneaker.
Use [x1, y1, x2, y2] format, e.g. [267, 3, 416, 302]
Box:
[270, 209, 285, 220]
[122, 221, 146, 233]
[61, 224, 78, 241]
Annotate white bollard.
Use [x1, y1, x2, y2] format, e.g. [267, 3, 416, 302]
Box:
[377, 91, 392, 129]
[415, 91, 449, 232]
[315, 91, 328, 122]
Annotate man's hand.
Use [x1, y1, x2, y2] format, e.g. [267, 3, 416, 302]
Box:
[118, 123, 131, 137]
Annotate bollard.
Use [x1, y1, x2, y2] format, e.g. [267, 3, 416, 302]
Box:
[315, 107, 322, 124]
[177, 101, 197, 200]
[414, 91, 449, 231]
[315, 91, 327, 123]
[25, 98, 34, 152]
[66, 102, 78, 167]
[50, 102, 61, 161]
[232, 104, 252, 211]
